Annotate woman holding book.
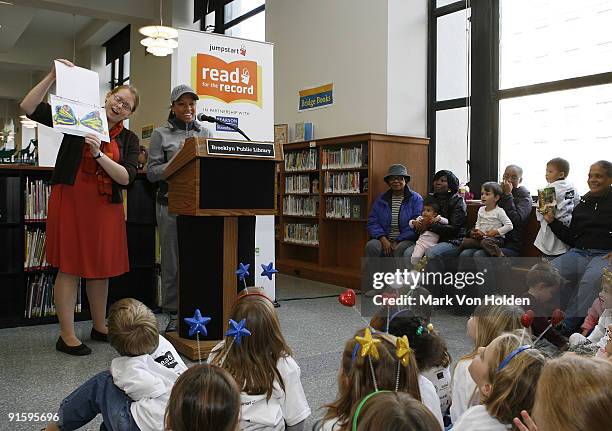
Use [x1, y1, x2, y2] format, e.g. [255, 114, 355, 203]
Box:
[20, 59, 140, 356]
[545, 160, 612, 335]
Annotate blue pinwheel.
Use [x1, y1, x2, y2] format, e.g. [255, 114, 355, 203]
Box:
[225, 318, 251, 345]
[236, 263, 250, 281]
[260, 262, 278, 280]
[184, 309, 211, 337]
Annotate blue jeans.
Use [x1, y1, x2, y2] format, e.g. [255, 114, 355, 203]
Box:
[458, 248, 521, 296]
[58, 371, 139, 431]
[551, 248, 610, 332]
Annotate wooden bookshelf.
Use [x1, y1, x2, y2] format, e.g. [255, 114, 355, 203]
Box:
[0, 165, 158, 328]
[276, 133, 429, 290]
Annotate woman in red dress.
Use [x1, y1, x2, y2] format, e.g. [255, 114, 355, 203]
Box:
[20, 59, 140, 355]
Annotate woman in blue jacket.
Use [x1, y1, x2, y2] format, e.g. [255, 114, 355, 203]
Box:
[365, 164, 423, 257]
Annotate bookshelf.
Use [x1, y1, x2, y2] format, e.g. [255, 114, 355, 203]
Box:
[0, 165, 158, 329]
[276, 133, 429, 290]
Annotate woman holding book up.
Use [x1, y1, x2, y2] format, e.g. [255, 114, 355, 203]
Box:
[20, 59, 140, 356]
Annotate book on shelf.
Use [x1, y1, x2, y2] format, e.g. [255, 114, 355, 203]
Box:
[24, 177, 51, 221]
[325, 196, 363, 219]
[283, 195, 319, 216]
[285, 174, 313, 194]
[285, 148, 318, 172]
[284, 223, 319, 245]
[24, 227, 48, 270]
[324, 171, 363, 193]
[25, 273, 83, 318]
[321, 146, 365, 169]
[537, 187, 556, 215]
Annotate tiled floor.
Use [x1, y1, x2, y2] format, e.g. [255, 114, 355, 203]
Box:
[0, 274, 472, 430]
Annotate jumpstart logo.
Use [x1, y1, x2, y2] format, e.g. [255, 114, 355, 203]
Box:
[194, 53, 261, 106]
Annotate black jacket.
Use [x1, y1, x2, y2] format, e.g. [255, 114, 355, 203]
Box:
[428, 192, 467, 242]
[28, 102, 139, 203]
[498, 186, 532, 252]
[549, 187, 612, 250]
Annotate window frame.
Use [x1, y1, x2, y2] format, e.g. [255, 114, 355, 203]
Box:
[198, 0, 265, 35]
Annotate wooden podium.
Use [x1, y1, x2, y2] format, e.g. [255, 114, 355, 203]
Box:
[163, 137, 282, 359]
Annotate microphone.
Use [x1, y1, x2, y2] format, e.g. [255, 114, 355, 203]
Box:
[197, 113, 251, 141]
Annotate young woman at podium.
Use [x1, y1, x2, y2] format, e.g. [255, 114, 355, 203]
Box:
[146, 85, 211, 332]
[21, 59, 140, 356]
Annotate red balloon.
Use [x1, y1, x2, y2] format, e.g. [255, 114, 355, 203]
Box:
[551, 309, 565, 327]
[338, 289, 356, 307]
[521, 310, 535, 328]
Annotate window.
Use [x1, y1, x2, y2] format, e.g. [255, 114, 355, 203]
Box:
[103, 26, 131, 90]
[429, 0, 612, 195]
[428, 1, 471, 186]
[198, 0, 266, 41]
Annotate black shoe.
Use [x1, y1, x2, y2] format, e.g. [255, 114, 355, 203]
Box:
[56, 336, 92, 356]
[90, 327, 109, 342]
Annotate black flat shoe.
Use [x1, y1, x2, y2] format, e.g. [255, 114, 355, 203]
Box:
[90, 327, 109, 342]
[56, 336, 92, 356]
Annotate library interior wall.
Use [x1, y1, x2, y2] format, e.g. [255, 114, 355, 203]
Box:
[266, 0, 389, 141]
[267, 0, 428, 141]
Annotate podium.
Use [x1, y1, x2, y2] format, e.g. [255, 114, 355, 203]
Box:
[163, 137, 282, 359]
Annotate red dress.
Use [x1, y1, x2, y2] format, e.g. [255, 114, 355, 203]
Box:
[45, 141, 129, 278]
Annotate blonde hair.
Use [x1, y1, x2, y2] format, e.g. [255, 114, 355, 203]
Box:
[483, 333, 545, 428]
[210, 289, 292, 400]
[320, 329, 422, 431]
[351, 392, 441, 431]
[462, 302, 525, 361]
[108, 298, 158, 356]
[107, 85, 139, 112]
[532, 355, 612, 431]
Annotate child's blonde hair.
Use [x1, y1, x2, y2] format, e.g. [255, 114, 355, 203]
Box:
[532, 355, 612, 431]
[108, 298, 159, 356]
[350, 392, 441, 431]
[320, 328, 422, 430]
[210, 289, 291, 400]
[483, 333, 545, 427]
[462, 302, 525, 361]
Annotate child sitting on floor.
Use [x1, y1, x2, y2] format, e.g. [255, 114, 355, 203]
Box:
[208, 288, 311, 431]
[453, 333, 545, 430]
[164, 363, 240, 431]
[314, 327, 443, 430]
[450, 302, 524, 423]
[521, 261, 567, 352]
[569, 268, 612, 358]
[44, 298, 187, 431]
[459, 182, 513, 257]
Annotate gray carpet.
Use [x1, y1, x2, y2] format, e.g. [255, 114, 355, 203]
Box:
[0, 275, 471, 430]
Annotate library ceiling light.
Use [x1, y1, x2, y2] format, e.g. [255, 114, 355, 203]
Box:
[138, 0, 178, 57]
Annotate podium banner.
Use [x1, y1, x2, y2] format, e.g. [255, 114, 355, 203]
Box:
[173, 30, 276, 299]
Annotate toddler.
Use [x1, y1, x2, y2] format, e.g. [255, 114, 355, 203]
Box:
[535, 157, 581, 258]
[459, 182, 513, 257]
[409, 198, 449, 265]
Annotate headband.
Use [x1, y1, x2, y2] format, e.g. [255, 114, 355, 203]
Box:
[497, 345, 531, 371]
[352, 390, 391, 431]
[233, 291, 275, 306]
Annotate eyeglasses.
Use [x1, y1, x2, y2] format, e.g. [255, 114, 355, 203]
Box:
[387, 176, 405, 182]
[111, 94, 133, 112]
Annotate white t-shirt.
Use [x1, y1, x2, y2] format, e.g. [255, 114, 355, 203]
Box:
[421, 365, 452, 414]
[452, 405, 512, 430]
[208, 342, 311, 430]
[111, 335, 188, 431]
[419, 374, 444, 428]
[475, 206, 513, 237]
[450, 358, 479, 424]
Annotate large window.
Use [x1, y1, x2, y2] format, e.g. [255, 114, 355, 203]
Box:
[199, 0, 266, 42]
[103, 26, 131, 90]
[429, 0, 612, 195]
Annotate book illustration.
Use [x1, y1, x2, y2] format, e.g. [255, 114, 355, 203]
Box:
[80, 111, 105, 133]
[53, 104, 78, 126]
[538, 187, 557, 215]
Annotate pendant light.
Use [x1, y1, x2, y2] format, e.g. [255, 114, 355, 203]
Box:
[138, 0, 179, 57]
